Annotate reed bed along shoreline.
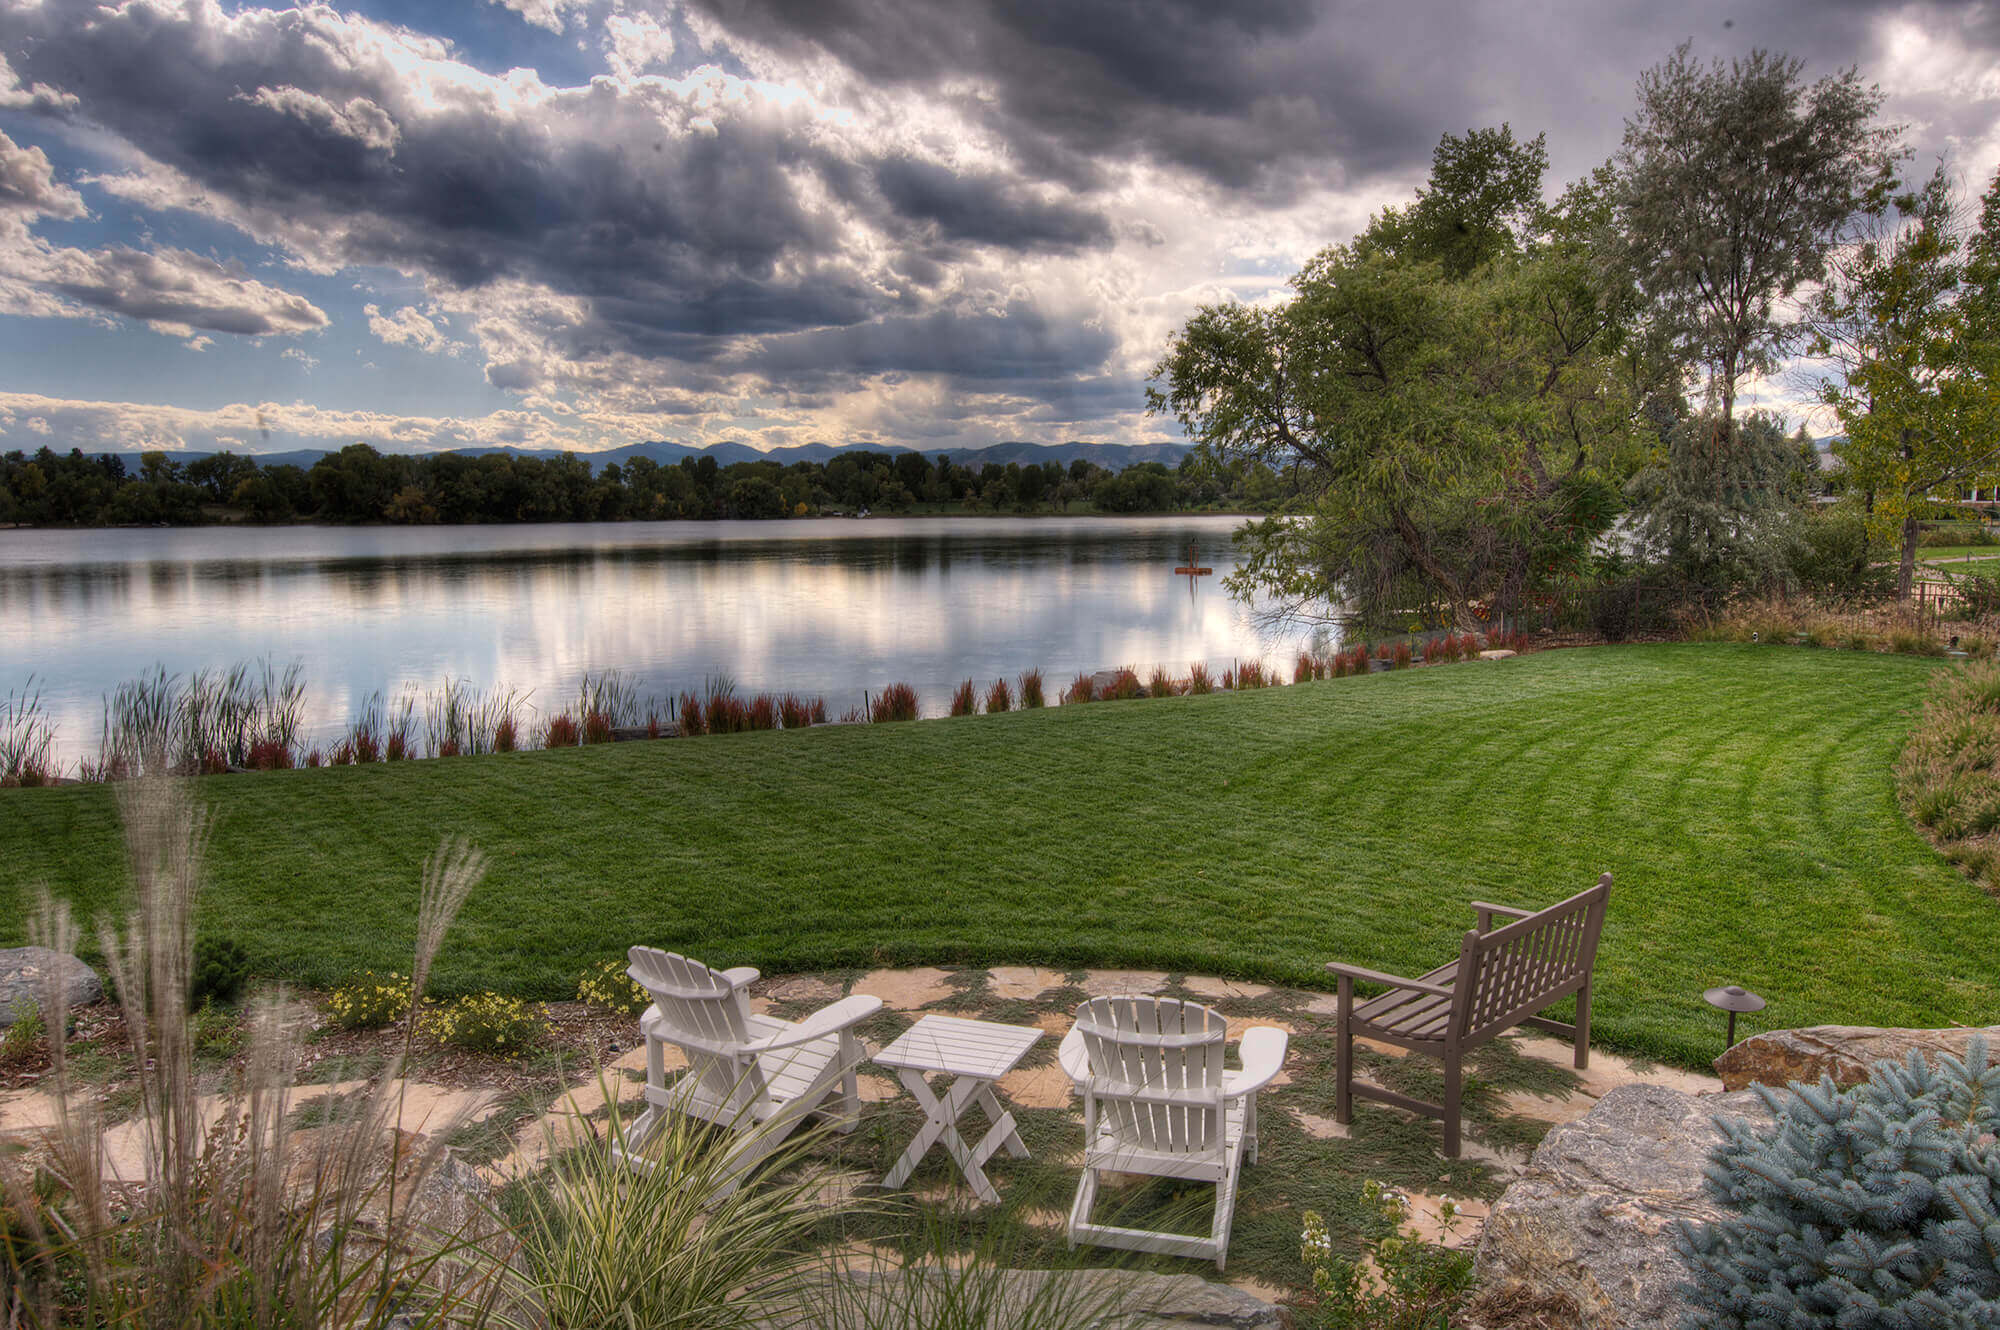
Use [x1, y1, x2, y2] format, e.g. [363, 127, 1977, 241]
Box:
[3, 631, 1534, 790]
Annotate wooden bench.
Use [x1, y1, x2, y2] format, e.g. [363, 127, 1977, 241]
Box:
[1326, 872, 1612, 1157]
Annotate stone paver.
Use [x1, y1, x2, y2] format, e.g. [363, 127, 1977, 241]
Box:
[764, 975, 843, 1005]
[857, 967, 957, 1010]
[1181, 975, 1274, 1001]
[984, 966, 1067, 1001]
[1076, 969, 1168, 996]
[995, 1062, 1074, 1110]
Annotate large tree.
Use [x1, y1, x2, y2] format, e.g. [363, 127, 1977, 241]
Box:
[1812, 165, 2000, 599]
[1616, 43, 1900, 576]
[1150, 128, 1650, 631]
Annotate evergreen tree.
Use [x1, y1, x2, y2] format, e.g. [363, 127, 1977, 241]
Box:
[1677, 1039, 2000, 1327]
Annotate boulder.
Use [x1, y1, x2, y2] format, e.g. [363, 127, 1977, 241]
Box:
[757, 1268, 1284, 1329]
[1473, 1082, 1771, 1330]
[1712, 1023, 2000, 1092]
[0, 947, 102, 1025]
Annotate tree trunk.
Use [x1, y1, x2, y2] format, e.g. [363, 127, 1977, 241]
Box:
[1898, 512, 1919, 602]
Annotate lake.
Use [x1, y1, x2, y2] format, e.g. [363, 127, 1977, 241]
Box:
[2, 515, 1322, 769]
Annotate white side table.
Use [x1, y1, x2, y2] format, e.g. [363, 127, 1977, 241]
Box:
[874, 1013, 1044, 1204]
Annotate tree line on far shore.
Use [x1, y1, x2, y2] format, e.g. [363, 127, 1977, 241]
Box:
[0, 443, 1284, 527]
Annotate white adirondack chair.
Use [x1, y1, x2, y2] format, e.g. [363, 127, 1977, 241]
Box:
[618, 947, 882, 1189]
[1058, 995, 1288, 1270]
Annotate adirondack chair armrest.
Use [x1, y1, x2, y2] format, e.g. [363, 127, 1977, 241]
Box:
[1324, 962, 1454, 998]
[1470, 900, 1534, 931]
[1225, 1027, 1288, 1097]
[1058, 1027, 1088, 1085]
[719, 966, 761, 988]
[753, 994, 884, 1052]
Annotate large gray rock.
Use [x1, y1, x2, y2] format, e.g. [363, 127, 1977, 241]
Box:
[0, 947, 101, 1025]
[1713, 1023, 2000, 1092]
[1473, 1082, 1772, 1330]
[757, 1268, 1284, 1329]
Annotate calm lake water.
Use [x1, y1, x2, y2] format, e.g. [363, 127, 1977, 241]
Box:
[3, 515, 1321, 768]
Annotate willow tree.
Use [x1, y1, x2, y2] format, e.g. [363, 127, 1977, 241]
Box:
[1616, 44, 1899, 583]
[1149, 129, 1651, 631]
[1812, 166, 2000, 599]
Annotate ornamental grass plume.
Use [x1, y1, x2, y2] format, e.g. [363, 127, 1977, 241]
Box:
[870, 682, 919, 722]
[1018, 668, 1046, 709]
[1186, 662, 1213, 695]
[985, 677, 1013, 714]
[0, 781, 505, 1328]
[949, 679, 979, 716]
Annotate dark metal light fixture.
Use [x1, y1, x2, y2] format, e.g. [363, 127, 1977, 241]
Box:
[1703, 984, 1766, 1049]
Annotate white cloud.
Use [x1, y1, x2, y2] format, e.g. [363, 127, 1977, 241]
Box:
[363, 302, 460, 354]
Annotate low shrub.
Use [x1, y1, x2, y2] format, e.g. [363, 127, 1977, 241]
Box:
[1898, 661, 2000, 893]
[1329, 651, 1350, 679]
[985, 678, 1013, 714]
[950, 679, 979, 716]
[1890, 630, 1947, 657]
[1187, 663, 1213, 694]
[1235, 660, 1269, 689]
[542, 712, 581, 748]
[1294, 652, 1321, 684]
[190, 935, 252, 1009]
[325, 971, 413, 1030]
[871, 682, 919, 723]
[1676, 1040, 2000, 1326]
[425, 992, 549, 1057]
[1018, 668, 1045, 709]
[493, 713, 519, 752]
[746, 694, 779, 731]
[0, 998, 42, 1067]
[1919, 521, 1999, 547]
[1147, 667, 1179, 698]
[581, 709, 615, 744]
[1391, 641, 1413, 670]
[1299, 1180, 1475, 1330]
[1063, 673, 1095, 704]
[576, 957, 650, 1015]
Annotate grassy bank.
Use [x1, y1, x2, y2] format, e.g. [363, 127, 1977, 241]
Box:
[2, 644, 1991, 1067]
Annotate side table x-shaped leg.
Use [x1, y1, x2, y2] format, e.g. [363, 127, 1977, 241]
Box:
[881, 1068, 1028, 1204]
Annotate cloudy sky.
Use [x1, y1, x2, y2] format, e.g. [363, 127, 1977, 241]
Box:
[1, 0, 1996, 459]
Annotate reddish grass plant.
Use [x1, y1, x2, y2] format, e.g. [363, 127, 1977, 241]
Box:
[1018, 669, 1046, 709]
[581, 709, 615, 745]
[1392, 641, 1413, 670]
[1063, 673, 1096, 705]
[777, 694, 820, 729]
[746, 694, 779, 731]
[1103, 668, 1143, 701]
[871, 682, 919, 723]
[246, 738, 292, 770]
[677, 692, 706, 737]
[1234, 660, 1268, 689]
[950, 679, 979, 717]
[493, 713, 518, 752]
[542, 712, 581, 748]
[1147, 667, 1179, 698]
[1187, 663, 1213, 695]
[985, 678, 1013, 714]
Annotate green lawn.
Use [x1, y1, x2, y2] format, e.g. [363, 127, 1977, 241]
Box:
[3, 644, 1992, 1068]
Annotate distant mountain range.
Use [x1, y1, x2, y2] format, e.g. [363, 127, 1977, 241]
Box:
[98, 438, 1193, 475]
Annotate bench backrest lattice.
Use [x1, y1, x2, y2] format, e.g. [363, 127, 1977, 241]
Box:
[1457, 884, 1609, 1046]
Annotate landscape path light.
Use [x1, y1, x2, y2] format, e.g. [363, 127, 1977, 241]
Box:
[1703, 984, 1766, 1052]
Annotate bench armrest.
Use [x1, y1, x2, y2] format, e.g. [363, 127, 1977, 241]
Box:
[1470, 901, 1533, 931]
[719, 966, 761, 988]
[754, 994, 884, 1052]
[1058, 1027, 1088, 1084]
[1325, 961, 1455, 998]
[1225, 1027, 1289, 1097]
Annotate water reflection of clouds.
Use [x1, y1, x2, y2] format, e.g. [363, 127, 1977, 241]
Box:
[7, 516, 1311, 765]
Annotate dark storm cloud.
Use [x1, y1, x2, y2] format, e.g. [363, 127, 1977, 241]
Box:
[687, 0, 1996, 195]
[0, 0, 1112, 353]
[742, 301, 1117, 384]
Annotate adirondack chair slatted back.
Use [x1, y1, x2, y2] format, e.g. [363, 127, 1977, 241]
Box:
[1075, 996, 1227, 1156]
[1455, 874, 1611, 1044]
[628, 946, 764, 1112]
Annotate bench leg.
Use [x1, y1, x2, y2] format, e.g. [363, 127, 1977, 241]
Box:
[1335, 977, 1354, 1125]
[1442, 1054, 1462, 1159]
[1573, 981, 1592, 1070]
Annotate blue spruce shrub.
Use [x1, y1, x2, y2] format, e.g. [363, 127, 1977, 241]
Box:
[1676, 1038, 2000, 1328]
